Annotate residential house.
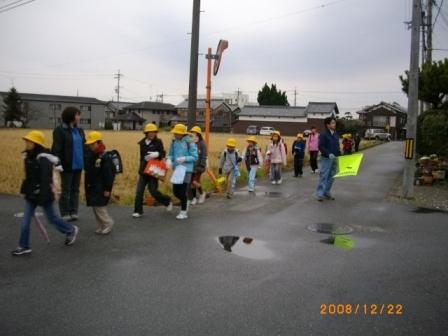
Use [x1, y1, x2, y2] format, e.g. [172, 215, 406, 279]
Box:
[0, 92, 106, 129]
[357, 102, 407, 140]
[175, 99, 240, 132]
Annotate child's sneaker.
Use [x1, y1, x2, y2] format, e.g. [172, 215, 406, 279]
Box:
[271, 181, 276, 185]
[191, 197, 198, 206]
[132, 212, 142, 218]
[101, 226, 113, 235]
[11, 247, 32, 256]
[62, 215, 71, 222]
[65, 225, 79, 246]
[166, 202, 173, 212]
[70, 214, 79, 221]
[278, 179, 283, 185]
[198, 193, 206, 204]
[176, 211, 188, 220]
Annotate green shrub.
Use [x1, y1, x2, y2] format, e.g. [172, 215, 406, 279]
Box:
[417, 109, 448, 157]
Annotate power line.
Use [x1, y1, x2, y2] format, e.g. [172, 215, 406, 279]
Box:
[0, 0, 36, 14]
[0, 0, 28, 10]
[434, 0, 445, 27]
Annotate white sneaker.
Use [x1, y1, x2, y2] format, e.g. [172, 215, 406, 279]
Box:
[132, 212, 142, 218]
[191, 198, 198, 206]
[198, 192, 206, 204]
[278, 179, 283, 185]
[271, 181, 276, 185]
[176, 211, 188, 220]
[166, 202, 173, 212]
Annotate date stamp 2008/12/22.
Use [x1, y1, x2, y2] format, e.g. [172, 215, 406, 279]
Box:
[320, 304, 403, 316]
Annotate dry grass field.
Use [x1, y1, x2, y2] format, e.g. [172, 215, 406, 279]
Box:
[0, 129, 297, 206]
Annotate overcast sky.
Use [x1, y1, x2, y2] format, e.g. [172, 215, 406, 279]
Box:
[0, 0, 447, 112]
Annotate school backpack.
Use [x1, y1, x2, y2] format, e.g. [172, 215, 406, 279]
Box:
[105, 150, 123, 174]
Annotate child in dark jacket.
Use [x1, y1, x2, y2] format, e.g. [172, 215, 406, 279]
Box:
[12, 131, 78, 256]
[243, 136, 263, 192]
[189, 126, 207, 205]
[292, 133, 306, 177]
[84, 131, 115, 235]
[133, 123, 172, 218]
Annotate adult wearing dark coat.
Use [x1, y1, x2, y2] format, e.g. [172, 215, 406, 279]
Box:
[132, 123, 172, 218]
[52, 106, 86, 221]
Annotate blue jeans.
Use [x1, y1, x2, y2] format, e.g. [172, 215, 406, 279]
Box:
[316, 157, 337, 198]
[248, 166, 257, 191]
[270, 163, 282, 181]
[19, 201, 75, 249]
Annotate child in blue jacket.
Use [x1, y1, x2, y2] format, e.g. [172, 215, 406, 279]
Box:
[166, 124, 198, 220]
[292, 133, 306, 177]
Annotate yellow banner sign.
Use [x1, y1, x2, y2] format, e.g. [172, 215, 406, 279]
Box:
[334, 153, 364, 178]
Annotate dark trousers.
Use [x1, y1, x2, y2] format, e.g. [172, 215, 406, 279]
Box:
[309, 151, 319, 172]
[134, 175, 171, 213]
[294, 155, 304, 176]
[173, 183, 188, 211]
[59, 170, 82, 217]
[355, 142, 360, 152]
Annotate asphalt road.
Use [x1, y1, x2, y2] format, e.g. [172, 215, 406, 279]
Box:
[1, 141, 447, 336]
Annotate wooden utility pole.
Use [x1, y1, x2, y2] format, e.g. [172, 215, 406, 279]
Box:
[402, 0, 421, 199]
[114, 69, 122, 103]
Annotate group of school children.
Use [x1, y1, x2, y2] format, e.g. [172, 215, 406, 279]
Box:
[11, 105, 347, 256]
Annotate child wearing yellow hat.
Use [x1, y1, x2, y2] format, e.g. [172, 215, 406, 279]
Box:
[266, 131, 287, 184]
[242, 136, 263, 192]
[292, 133, 306, 177]
[166, 124, 199, 219]
[188, 126, 208, 205]
[12, 131, 79, 256]
[218, 138, 242, 199]
[84, 131, 116, 234]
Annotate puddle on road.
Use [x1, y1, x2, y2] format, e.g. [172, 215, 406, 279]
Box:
[321, 235, 355, 250]
[217, 236, 274, 260]
[412, 207, 447, 214]
[307, 223, 354, 235]
[265, 192, 290, 198]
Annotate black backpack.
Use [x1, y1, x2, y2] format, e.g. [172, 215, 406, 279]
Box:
[105, 150, 123, 174]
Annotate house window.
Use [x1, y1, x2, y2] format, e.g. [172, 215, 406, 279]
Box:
[372, 116, 388, 127]
[80, 105, 91, 112]
[80, 118, 91, 125]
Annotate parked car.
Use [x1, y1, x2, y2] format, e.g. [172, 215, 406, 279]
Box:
[246, 125, 259, 135]
[364, 128, 391, 141]
[259, 127, 275, 136]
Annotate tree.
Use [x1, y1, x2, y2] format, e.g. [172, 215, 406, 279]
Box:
[336, 118, 364, 134]
[257, 83, 289, 106]
[2, 87, 23, 127]
[400, 58, 448, 109]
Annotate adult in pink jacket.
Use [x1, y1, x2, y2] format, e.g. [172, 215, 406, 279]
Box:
[307, 126, 320, 174]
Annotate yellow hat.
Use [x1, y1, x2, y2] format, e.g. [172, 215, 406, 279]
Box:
[297, 133, 304, 138]
[226, 138, 237, 148]
[247, 136, 257, 143]
[271, 130, 281, 138]
[85, 131, 103, 145]
[171, 123, 188, 135]
[190, 126, 202, 135]
[23, 130, 47, 148]
[342, 134, 349, 139]
[144, 123, 158, 133]
[347, 134, 352, 138]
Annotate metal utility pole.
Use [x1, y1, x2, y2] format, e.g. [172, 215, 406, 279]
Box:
[187, 0, 201, 128]
[114, 69, 122, 103]
[402, 0, 421, 199]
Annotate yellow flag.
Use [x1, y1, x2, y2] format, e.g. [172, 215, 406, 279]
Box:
[334, 153, 364, 178]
